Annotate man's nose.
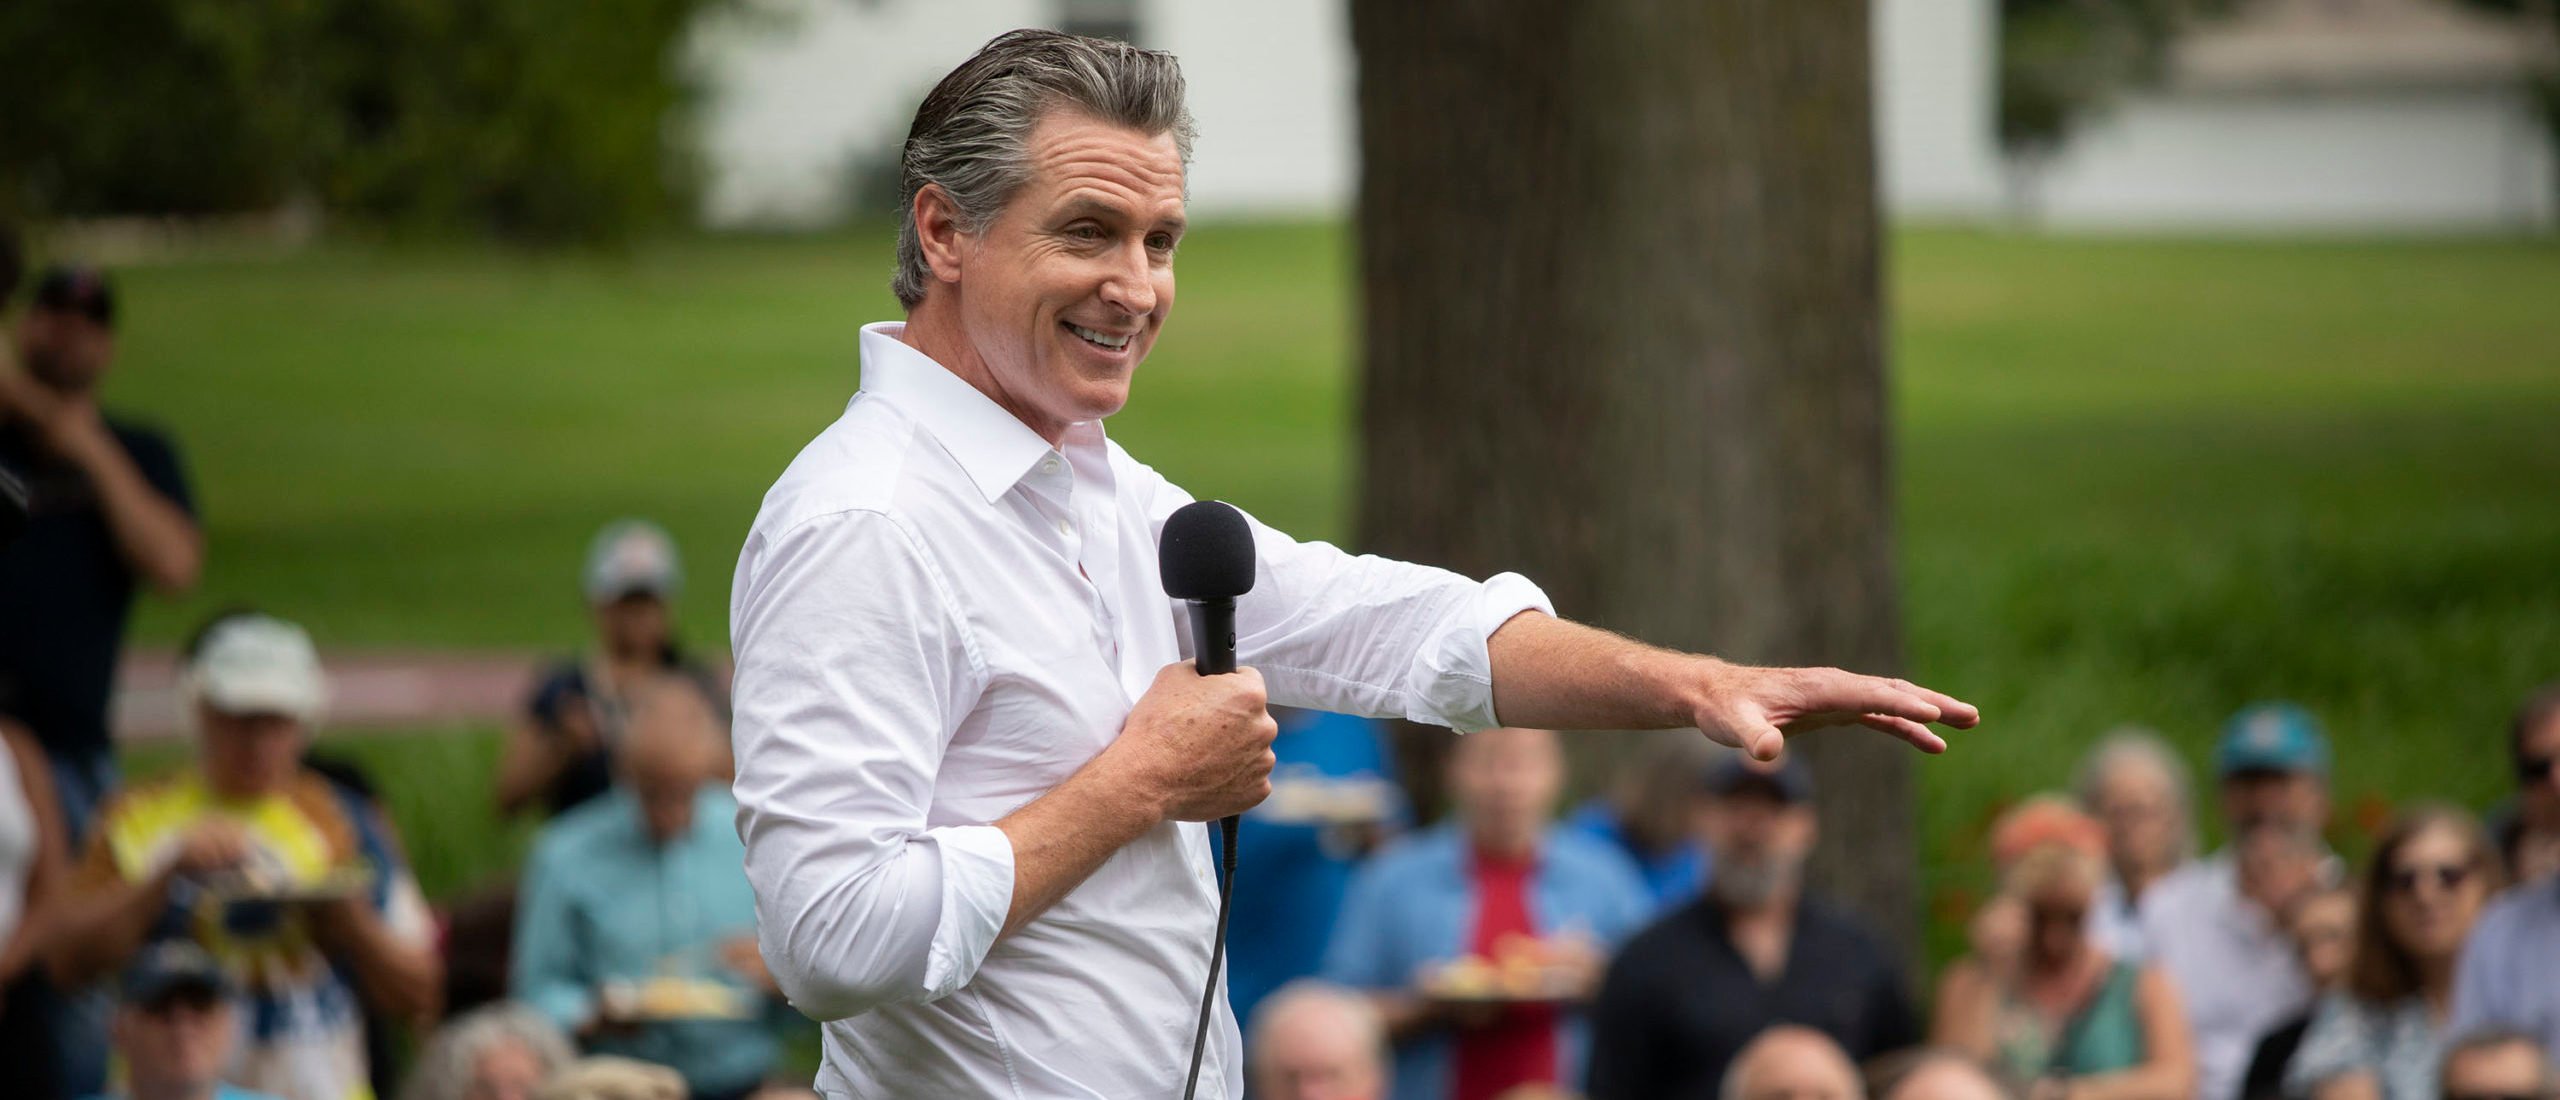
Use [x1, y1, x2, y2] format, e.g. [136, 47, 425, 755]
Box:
[1098, 241, 1155, 316]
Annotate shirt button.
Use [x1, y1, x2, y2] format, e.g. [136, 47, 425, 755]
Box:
[1057, 518, 1074, 536]
[1041, 457, 1062, 475]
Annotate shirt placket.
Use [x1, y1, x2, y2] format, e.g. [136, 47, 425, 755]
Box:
[1026, 452, 1121, 670]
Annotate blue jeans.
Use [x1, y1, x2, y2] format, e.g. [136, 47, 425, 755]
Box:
[46, 748, 118, 1098]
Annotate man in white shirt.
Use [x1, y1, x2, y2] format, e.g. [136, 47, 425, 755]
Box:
[728, 28, 1980, 1100]
[2138, 702, 2339, 1100]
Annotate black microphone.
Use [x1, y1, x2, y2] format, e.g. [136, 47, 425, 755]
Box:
[1159, 499, 1256, 675]
[1158, 498, 1255, 1100]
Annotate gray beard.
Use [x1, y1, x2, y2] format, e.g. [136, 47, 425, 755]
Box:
[1711, 856, 1800, 908]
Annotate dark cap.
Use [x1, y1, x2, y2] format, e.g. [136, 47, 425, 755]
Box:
[1701, 750, 1815, 803]
[31, 264, 115, 329]
[119, 941, 233, 1007]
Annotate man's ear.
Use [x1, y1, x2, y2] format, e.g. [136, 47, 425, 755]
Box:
[913, 184, 971, 292]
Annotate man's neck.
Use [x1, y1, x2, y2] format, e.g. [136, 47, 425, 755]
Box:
[1468, 826, 1540, 864]
[130, 1078, 217, 1100]
[1721, 893, 1799, 982]
[899, 299, 1069, 445]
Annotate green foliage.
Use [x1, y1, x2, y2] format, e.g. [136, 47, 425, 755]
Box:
[0, 0, 726, 242]
[1996, 0, 2200, 154]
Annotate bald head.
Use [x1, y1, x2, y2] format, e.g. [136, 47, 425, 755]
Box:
[618, 678, 725, 844]
[2441, 1032, 2553, 1100]
[1881, 1053, 2012, 1100]
[1724, 1027, 1864, 1100]
[1249, 982, 1386, 1100]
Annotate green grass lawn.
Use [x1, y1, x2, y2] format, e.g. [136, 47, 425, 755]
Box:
[96, 224, 2560, 954]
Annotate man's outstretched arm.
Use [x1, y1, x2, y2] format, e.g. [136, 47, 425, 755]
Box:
[1485, 611, 1978, 758]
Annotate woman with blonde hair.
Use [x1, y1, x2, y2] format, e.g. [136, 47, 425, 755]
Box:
[2285, 804, 2502, 1100]
[1934, 796, 2195, 1100]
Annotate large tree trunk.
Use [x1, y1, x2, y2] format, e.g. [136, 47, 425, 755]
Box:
[1351, 0, 1916, 961]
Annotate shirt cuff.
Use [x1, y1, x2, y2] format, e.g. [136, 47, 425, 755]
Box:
[920, 823, 1016, 998]
[1403, 571, 1553, 733]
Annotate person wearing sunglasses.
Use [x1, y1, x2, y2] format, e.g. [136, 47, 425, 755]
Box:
[2289, 805, 2504, 1100]
[1934, 797, 2195, 1100]
[2488, 686, 2560, 887]
[2438, 1029, 2554, 1100]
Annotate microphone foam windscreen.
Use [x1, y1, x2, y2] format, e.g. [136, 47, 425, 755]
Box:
[1159, 500, 1257, 600]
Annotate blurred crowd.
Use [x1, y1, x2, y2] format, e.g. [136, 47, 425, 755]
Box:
[1, 249, 2555, 1100]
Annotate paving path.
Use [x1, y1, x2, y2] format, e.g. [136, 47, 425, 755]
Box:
[114, 648, 549, 742]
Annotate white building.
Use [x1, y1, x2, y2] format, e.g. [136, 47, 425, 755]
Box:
[690, 0, 2554, 231]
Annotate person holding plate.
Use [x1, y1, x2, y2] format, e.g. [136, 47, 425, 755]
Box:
[510, 679, 783, 1100]
[55, 612, 439, 1100]
[1323, 726, 1652, 1100]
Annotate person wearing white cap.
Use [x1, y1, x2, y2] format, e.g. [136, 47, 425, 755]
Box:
[494, 519, 727, 819]
[54, 612, 440, 1100]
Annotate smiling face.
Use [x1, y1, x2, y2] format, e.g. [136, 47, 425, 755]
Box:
[2378, 820, 2490, 965]
[926, 108, 1184, 441]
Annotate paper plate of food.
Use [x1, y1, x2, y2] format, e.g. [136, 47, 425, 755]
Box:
[200, 864, 375, 906]
[599, 977, 757, 1022]
[1416, 936, 1590, 1006]
[1255, 772, 1401, 827]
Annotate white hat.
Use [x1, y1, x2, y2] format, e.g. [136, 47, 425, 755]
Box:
[188, 614, 326, 725]
[583, 519, 683, 605]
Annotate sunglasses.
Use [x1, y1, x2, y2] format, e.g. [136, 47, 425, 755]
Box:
[2387, 862, 2474, 896]
[2523, 755, 2557, 783]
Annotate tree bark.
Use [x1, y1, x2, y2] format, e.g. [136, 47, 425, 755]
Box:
[1351, 0, 1916, 962]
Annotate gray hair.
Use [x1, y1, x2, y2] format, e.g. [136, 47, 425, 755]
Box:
[396, 1002, 577, 1100]
[2073, 726, 2198, 862]
[891, 28, 1197, 309]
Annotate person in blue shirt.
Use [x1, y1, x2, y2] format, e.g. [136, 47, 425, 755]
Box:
[1223, 707, 1406, 1034]
[1323, 726, 1654, 1100]
[511, 683, 779, 1100]
[91, 940, 283, 1100]
[1566, 730, 1714, 907]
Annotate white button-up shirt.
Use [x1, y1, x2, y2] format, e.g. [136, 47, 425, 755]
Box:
[729, 323, 1550, 1099]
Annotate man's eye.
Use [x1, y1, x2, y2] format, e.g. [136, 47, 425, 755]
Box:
[1070, 225, 1105, 241]
[1147, 234, 1176, 252]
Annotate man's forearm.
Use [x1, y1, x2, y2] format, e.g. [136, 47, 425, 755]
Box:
[992, 754, 1164, 938]
[1484, 611, 1700, 731]
[312, 900, 440, 1020]
[68, 429, 200, 591]
[1484, 609, 1973, 755]
[53, 874, 172, 985]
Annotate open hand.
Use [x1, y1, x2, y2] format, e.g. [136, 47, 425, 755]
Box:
[1691, 660, 1979, 759]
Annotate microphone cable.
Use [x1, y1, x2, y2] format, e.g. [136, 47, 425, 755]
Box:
[1179, 813, 1241, 1100]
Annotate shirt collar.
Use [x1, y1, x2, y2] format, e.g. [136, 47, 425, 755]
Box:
[858, 321, 1066, 504]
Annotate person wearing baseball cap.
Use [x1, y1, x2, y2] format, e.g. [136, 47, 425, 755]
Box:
[2138, 702, 2344, 1100]
[493, 519, 726, 819]
[54, 612, 439, 1100]
[0, 260, 200, 836]
[102, 941, 283, 1100]
[1587, 751, 1920, 1100]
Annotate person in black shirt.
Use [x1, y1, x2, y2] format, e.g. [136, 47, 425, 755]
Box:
[1588, 752, 1920, 1100]
[0, 265, 201, 839]
[0, 263, 201, 1099]
[492, 518, 726, 818]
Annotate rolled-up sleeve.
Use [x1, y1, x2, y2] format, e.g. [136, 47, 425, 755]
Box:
[728, 509, 1010, 1021]
[1140, 472, 1550, 732]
